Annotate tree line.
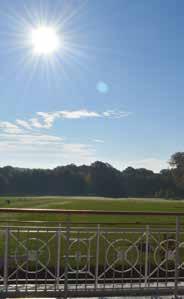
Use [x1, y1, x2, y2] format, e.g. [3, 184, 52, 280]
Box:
[0, 152, 184, 198]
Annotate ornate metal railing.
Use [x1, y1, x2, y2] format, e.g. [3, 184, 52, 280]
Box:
[0, 208, 184, 298]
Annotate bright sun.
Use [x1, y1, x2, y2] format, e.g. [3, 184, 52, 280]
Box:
[31, 25, 60, 55]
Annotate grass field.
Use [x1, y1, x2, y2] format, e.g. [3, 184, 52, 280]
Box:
[0, 196, 184, 224]
[0, 196, 184, 271]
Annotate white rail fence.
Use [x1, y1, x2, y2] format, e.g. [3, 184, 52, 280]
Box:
[0, 208, 184, 298]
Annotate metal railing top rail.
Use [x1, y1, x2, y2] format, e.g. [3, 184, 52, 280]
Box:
[0, 207, 184, 216]
[0, 221, 181, 228]
[0, 219, 179, 225]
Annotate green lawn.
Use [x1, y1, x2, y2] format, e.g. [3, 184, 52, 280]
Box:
[0, 196, 184, 224]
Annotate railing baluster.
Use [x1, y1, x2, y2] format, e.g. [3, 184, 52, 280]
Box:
[174, 216, 180, 299]
[56, 224, 61, 291]
[144, 225, 150, 287]
[3, 227, 9, 294]
[64, 213, 70, 298]
[95, 224, 100, 290]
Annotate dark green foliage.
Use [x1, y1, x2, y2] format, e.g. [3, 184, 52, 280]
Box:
[0, 152, 183, 197]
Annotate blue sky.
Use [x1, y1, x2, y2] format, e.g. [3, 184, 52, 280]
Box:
[0, 0, 183, 172]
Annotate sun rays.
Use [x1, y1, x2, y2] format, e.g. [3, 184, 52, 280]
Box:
[0, 0, 89, 87]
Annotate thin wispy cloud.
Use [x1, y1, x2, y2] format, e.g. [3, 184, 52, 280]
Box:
[0, 109, 131, 132]
[16, 119, 32, 130]
[102, 110, 131, 118]
[0, 121, 23, 134]
[0, 133, 63, 146]
[36, 112, 59, 128]
[58, 110, 100, 119]
[93, 139, 104, 143]
[32, 109, 131, 129]
[0, 108, 131, 167]
[33, 110, 100, 128]
[30, 117, 48, 129]
[0, 132, 96, 167]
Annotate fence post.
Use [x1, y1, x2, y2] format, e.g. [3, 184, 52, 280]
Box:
[174, 216, 180, 299]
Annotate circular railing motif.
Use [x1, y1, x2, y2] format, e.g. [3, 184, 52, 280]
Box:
[15, 238, 50, 273]
[68, 240, 88, 272]
[154, 239, 183, 272]
[106, 239, 139, 273]
[154, 239, 184, 272]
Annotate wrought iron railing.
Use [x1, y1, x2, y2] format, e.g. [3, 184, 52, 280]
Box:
[0, 208, 184, 298]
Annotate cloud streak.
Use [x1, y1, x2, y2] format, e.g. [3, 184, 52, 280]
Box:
[0, 109, 130, 132]
[16, 119, 32, 130]
[31, 109, 131, 129]
[0, 108, 131, 167]
[0, 122, 23, 134]
[0, 132, 96, 166]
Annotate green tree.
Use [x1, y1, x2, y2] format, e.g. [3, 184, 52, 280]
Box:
[169, 152, 184, 194]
